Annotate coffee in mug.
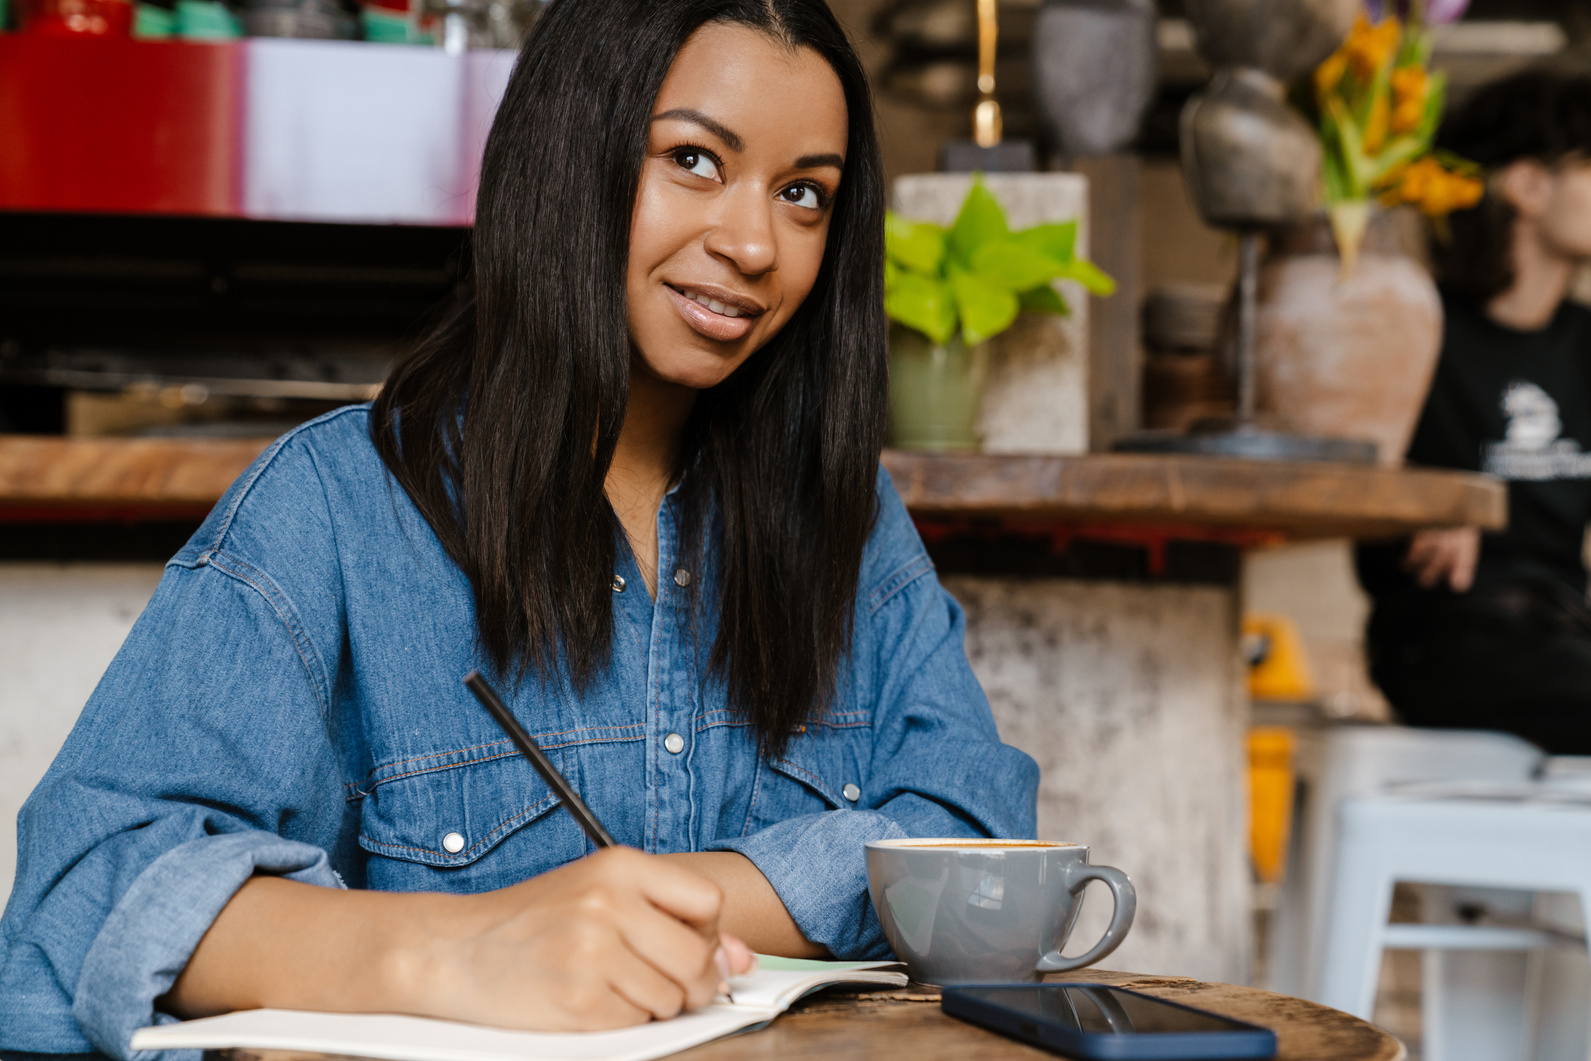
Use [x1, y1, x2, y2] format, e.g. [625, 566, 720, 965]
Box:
[866, 838, 1135, 985]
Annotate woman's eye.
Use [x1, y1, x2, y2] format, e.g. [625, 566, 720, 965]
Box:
[673, 148, 720, 181]
[780, 184, 822, 209]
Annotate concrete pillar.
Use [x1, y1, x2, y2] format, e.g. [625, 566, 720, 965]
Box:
[946, 575, 1252, 984]
[0, 563, 162, 910]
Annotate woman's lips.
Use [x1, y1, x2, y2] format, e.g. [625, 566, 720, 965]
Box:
[665, 284, 758, 342]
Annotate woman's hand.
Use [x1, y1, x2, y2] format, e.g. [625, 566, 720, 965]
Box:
[1404, 526, 1481, 592]
[397, 847, 751, 1029]
[165, 847, 754, 1032]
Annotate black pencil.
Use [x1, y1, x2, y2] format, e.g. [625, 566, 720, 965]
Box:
[462, 670, 617, 849]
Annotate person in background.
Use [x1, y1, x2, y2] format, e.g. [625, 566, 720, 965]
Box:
[1359, 71, 1591, 754]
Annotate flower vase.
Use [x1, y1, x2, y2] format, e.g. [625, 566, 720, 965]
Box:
[1254, 208, 1442, 465]
[888, 326, 989, 452]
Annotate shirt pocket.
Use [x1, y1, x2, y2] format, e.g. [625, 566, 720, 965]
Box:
[746, 714, 872, 832]
[355, 729, 638, 890]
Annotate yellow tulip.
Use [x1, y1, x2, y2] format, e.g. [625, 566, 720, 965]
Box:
[1363, 92, 1390, 156]
[1344, 13, 1401, 81]
[1390, 66, 1427, 134]
[1315, 50, 1350, 100]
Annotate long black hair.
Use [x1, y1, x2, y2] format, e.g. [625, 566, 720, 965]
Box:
[370, 0, 887, 757]
[1435, 71, 1591, 301]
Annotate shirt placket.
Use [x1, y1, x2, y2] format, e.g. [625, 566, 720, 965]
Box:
[644, 494, 698, 852]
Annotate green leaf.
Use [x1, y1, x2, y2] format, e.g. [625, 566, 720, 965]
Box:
[1326, 97, 1368, 200]
[1054, 259, 1117, 297]
[1012, 221, 1077, 263]
[946, 180, 1010, 267]
[1416, 70, 1446, 146]
[885, 270, 957, 345]
[949, 266, 1019, 345]
[884, 212, 946, 275]
[1019, 284, 1071, 317]
[884, 257, 901, 291]
[969, 238, 1065, 291]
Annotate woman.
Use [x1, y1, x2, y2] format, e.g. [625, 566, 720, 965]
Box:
[0, 1, 1038, 1054]
[1358, 71, 1591, 753]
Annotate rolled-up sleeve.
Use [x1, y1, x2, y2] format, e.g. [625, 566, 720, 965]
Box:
[0, 560, 350, 1060]
[710, 473, 1039, 958]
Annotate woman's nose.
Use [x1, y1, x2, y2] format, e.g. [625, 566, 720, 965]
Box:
[703, 184, 777, 276]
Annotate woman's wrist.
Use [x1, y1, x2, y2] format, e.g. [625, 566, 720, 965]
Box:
[366, 890, 485, 1016]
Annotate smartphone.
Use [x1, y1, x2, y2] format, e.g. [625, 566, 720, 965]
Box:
[942, 983, 1278, 1060]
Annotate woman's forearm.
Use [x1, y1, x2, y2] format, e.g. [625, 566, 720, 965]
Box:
[656, 852, 827, 958]
[161, 847, 742, 1030]
[162, 876, 465, 1017]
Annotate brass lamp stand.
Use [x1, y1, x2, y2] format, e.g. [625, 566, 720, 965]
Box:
[941, 0, 1033, 173]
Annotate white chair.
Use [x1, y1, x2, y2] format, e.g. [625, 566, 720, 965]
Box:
[1316, 789, 1591, 1061]
[1267, 725, 1545, 1001]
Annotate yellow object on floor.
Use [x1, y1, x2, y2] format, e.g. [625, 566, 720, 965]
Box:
[1243, 613, 1316, 702]
[1248, 726, 1297, 885]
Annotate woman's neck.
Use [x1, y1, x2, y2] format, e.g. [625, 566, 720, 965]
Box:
[605, 360, 697, 598]
[1488, 216, 1575, 331]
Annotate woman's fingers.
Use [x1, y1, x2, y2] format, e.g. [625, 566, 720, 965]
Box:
[613, 895, 721, 1011]
[625, 851, 725, 933]
[555, 848, 726, 1013]
[720, 932, 756, 977]
[604, 945, 697, 1020]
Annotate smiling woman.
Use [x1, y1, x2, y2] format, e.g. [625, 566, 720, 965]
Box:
[0, 0, 1038, 1053]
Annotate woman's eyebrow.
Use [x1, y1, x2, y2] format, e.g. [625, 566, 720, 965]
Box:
[796, 153, 845, 170]
[651, 108, 743, 152]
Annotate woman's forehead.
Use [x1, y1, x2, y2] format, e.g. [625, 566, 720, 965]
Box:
[652, 22, 848, 155]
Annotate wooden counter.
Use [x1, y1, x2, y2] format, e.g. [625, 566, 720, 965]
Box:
[881, 450, 1505, 540]
[0, 435, 270, 519]
[0, 436, 1505, 539]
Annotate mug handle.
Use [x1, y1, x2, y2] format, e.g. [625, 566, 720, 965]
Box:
[1035, 863, 1137, 973]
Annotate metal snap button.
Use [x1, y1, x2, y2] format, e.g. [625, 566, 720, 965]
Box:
[442, 831, 466, 854]
[673, 568, 691, 587]
[842, 783, 861, 802]
[612, 574, 626, 592]
[664, 732, 685, 754]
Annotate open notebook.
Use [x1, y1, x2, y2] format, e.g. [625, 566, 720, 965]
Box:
[130, 955, 906, 1061]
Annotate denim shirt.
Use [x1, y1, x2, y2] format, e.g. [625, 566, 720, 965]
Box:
[0, 405, 1038, 1060]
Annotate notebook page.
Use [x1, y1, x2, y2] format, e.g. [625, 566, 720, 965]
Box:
[130, 957, 905, 1061]
[726, 959, 907, 1009]
[130, 1004, 778, 1061]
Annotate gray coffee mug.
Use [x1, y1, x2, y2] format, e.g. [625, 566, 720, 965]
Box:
[866, 838, 1136, 985]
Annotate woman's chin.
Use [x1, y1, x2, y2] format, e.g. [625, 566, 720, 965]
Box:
[638, 350, 753, 392]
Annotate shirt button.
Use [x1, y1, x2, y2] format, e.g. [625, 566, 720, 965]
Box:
[664, 732, 685, 754]
[842, 783, 861, 802]
[442, 831, 466, 854]
[673, 568, 691, 587]
[612, 574, 626, 592]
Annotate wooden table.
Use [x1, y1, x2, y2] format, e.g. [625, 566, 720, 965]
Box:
[226, 969, 1403, 1061]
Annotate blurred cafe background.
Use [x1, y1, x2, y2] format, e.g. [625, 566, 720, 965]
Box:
[5, 0, 1591, 1058]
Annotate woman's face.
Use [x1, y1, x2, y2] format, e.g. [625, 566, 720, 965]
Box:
[626, 23, 848, 390]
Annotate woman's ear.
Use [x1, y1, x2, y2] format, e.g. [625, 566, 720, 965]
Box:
[1497, 158, 1555, 219]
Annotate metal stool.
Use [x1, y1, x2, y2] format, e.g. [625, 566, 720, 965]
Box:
[1317, 789, 1591, 1061]
[1268, 725, 1544, 1001]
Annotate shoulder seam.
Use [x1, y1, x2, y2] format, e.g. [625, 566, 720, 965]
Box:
[201, 550, 332, 715]
[205, 404, 371, 555]
[867, 552, 935, 616]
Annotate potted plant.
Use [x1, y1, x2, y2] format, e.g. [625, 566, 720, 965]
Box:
[1252, 1, 1485, 465]
[884, 179, 1114, 450]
